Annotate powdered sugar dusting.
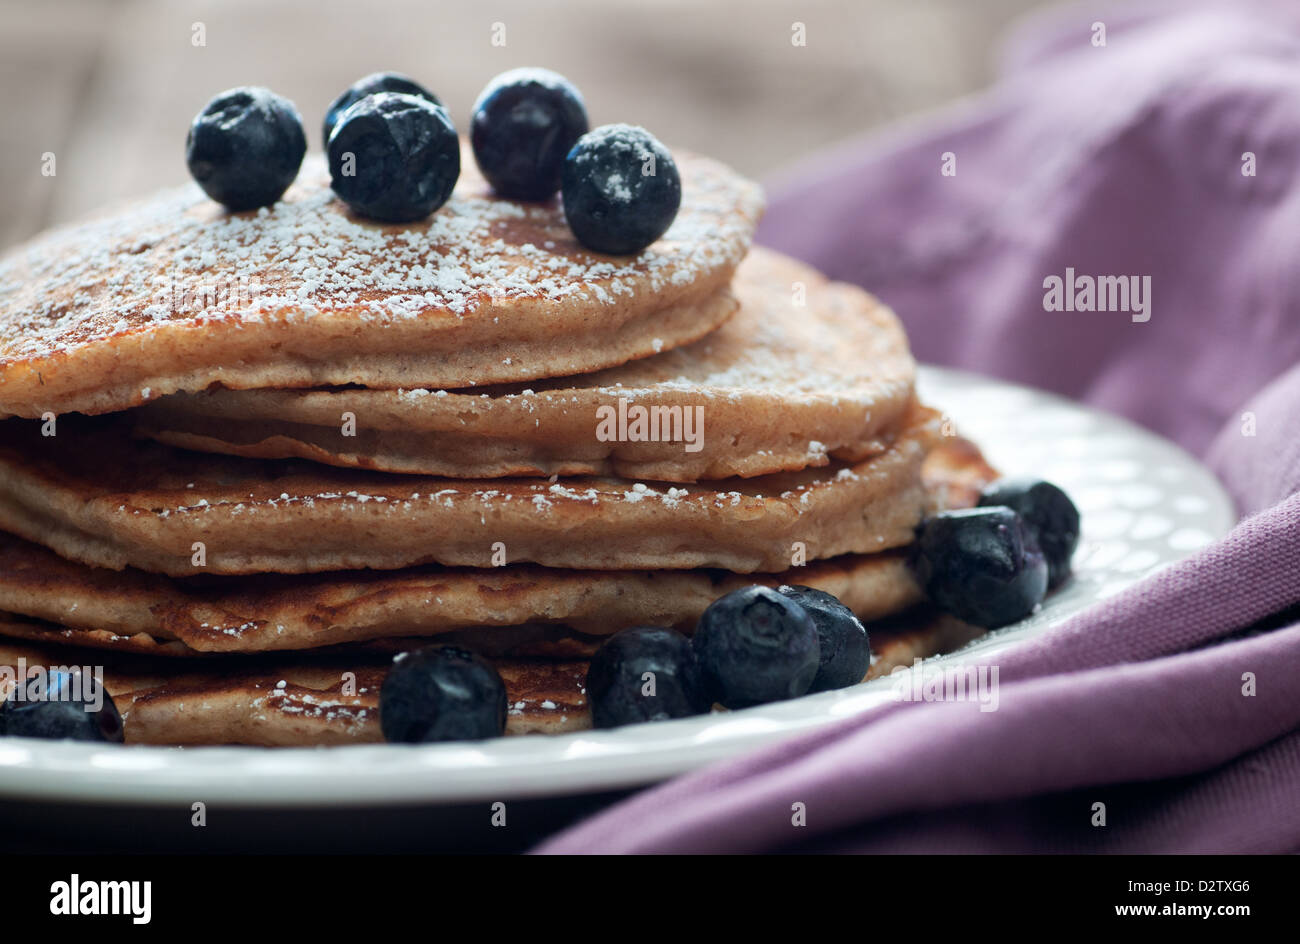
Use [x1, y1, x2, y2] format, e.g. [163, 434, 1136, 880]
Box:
[0, 144, 763, 365]
[116, 460, 861, 521]
[358, 251, 915, 411]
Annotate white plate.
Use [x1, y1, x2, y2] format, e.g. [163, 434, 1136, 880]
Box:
[0, 367, 1235, 807]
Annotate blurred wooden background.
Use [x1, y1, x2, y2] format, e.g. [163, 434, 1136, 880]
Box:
[0, 0, 1051, 250]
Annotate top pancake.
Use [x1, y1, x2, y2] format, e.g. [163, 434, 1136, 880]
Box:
[0, 144, 763, 418]
[133, 248, 916, 481]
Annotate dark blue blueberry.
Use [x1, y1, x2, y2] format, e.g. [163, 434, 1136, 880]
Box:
[380, 646, 506, 743]
[586, 626, 710, 729]
[777, 585, 871, 692]
[322, 71, 442, 148]
[0, 669, 123, 742]
[328, 92, 460, 222]
[185, 86, 306, 211]
[910, 507, 1049, 628]
[561, 124, 681, 254]
[471, 67, 588, 200]
[979, 478, 1080, 589]
[693, 586, 820, 709]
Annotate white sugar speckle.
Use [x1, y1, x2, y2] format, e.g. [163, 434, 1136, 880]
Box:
[0, 149, 763, 371]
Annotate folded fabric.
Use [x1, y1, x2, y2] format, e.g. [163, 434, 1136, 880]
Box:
[535, 0, 1300, 854]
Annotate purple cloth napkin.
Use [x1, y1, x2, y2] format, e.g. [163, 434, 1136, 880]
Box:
[534, 0, 1300, 853]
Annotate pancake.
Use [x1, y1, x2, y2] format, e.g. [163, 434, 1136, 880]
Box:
[0, 609, 989, 746]
[133, 248, 916, 482]
[0, 146, 762, 419]
[0, 620, 612, 661]
[0, 403, 942, 576]
[0, 630, 585, 742]
[0, 436, 995, 653]
[0, 539, 919, 654]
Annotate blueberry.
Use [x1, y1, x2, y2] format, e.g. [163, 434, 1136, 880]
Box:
[185, 86, 306, 211]
[776, 585, 871, 692]
[561, 124, 681, 254]
[323, 71, 441, 148]
[471, 68, 588, 200]
[380, 646, 506, 743]
[693, 586, 820, 709]
[910, 507, 1049, 628]
[328, 92, 460, 222]
[586, 626, 710, 728]
[0, 669, 123, 742]
[979, 478, 1080, 589]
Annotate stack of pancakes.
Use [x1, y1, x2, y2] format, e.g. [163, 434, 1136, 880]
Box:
[0, 145, 993, 745]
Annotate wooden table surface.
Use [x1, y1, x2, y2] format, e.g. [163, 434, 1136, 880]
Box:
[0, 0, 1048, 250]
